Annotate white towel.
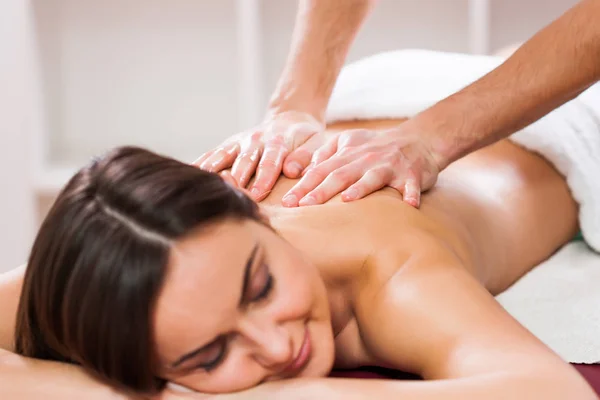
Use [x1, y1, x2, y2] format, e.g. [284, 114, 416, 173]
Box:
[497, 241, 600, 364]
[325, 49, 600, 363]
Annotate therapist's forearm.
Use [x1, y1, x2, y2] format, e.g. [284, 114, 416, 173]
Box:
[413, 0, 600, 170]
[0, 349, 128, 400]
[267, 0, 375, 120]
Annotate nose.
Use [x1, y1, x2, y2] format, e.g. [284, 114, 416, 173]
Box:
[240, 319, 294, 369]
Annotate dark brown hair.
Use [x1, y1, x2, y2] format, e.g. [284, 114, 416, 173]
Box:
[14, 146, 262, 395]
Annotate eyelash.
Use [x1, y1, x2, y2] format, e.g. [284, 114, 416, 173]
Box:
[198, 270, 275, 372]
[201, 341, 226, 372]
[252, 271, 274, 302]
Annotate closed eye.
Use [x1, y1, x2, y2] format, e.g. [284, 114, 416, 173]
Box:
[195, 339, 226, 372]
[251, 271, 274, 302]
[196, 267, 275, 372]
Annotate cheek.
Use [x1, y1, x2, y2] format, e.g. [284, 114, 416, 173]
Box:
[273, 254, 324, 321]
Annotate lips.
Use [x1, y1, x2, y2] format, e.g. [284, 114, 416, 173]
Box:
[282, 326, 311, 376]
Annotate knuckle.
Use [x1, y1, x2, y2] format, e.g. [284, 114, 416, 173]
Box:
[258, 158, 278, 169]
[330, 168, 351, 183]
[250, 131, 263, 142]
[368, 168, 386, 181]
[305, 167, 328, 182]
[388, 152, 405, 167]
[310, 191, 323, 203]
[265, 142, 287, 154]
[267, 134, 286, 146]
[337, 147, 353, 157]
[238, 152, 257, 162]
[362, 152, 380, 164]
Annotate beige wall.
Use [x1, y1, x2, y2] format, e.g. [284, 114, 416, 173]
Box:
[0, 0, 37, 271]
[0, 0, 582, 272]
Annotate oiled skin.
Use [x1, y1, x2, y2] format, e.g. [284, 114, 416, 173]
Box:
[0, 119, 591, 399]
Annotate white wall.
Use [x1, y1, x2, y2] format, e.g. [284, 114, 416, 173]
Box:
[490, 0, 579, 50]
[33, 0, 581, 168]
[0, 0, 582, 272]
[34, 0, 240, 168]
[0, 0, 38, 271]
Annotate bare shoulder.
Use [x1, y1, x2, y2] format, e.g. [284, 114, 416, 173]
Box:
[0, 265, 26, 352]
[351, 247, 585, 386]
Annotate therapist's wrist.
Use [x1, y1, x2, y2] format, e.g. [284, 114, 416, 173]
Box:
[266, 77, 330, 123]
[266, 97, 327, 125]
[398, 116, 451, 173]
[407, 99, 488, 172]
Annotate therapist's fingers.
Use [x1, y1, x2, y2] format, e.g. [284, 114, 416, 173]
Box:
[248, 138, 289, 200]
[231, 137, 263, 188]
[298, 162, 366, 206]
[401, 174, 421, 208]
[281, 126, 322, 178]
[192, 151, 213, 168]
[197, 143, 239, 172]
[282, 156, 351, 207]
[283, 146, 312, 178]
[283, 130, 335, 179]
[219, 170, 238, 187]
[220, 171, 253, 199]
[310, 136, 339, 167]
[341, 167, 392, 202]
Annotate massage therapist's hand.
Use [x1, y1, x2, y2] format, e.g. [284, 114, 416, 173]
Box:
[194, 111, 325, 201]
[282, 124, 441, 208]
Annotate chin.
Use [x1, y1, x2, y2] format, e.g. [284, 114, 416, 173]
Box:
[306, 324, 336, 378]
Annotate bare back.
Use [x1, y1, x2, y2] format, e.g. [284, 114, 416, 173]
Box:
[259, 119, 585, 390]
[0, 119, 578, 356]
[262, 119, 578, 295]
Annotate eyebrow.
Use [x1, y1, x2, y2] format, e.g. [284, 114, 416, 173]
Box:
[170, 243, 259, 369]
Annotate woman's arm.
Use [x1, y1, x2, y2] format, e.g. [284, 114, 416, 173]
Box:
[346, 252, 596, 399]
[0, 264, 25, 351]
[0, 349, 128, 400]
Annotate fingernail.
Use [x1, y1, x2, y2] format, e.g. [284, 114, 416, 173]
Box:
[406, 197, 419, 208]
[287, 162, 302, 177]
[299, 195, 318, 206]
[250, 188, 261, 198]
[342, 188, 358, 201]
[282, 194, 298, 207]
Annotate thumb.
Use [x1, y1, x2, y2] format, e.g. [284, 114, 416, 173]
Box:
[283, 131, 325, 178]
[283, 143, 315, 178]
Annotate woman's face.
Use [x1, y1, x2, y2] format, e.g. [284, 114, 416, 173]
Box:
[153, 217, 335, 393]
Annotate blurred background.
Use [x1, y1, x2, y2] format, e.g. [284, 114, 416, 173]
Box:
[0, 0, 579, 272]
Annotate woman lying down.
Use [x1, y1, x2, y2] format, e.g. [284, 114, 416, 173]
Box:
[0, 116, 597, 399]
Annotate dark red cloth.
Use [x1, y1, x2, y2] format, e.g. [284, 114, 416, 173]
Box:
[330, 364, 600, 396]
[574, 364, 600, 397]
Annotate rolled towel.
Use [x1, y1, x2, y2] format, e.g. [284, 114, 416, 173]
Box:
[326, 49, 600, 252]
